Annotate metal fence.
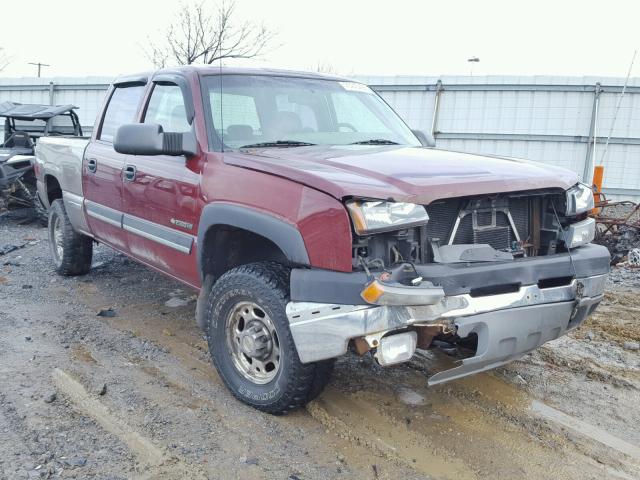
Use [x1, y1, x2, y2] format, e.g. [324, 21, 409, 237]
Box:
[357, 75, 640, 202]
[1, 74, 639, 201]
[0, 76, 112, 133]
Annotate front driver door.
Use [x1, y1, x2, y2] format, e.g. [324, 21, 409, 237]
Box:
[121, 78, 202, 288]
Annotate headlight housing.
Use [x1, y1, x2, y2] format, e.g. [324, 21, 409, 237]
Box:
[564, 217, 596, 248]
[346, 200, 429, 235]
[565, 183, 594, 216]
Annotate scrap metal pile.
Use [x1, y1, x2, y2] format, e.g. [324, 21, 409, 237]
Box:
[592, 194, 640, 266]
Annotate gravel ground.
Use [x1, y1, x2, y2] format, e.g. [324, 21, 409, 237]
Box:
[608, 265, 640, 288]
[1, 211, 639, 480]
[599, 202, 640, 225]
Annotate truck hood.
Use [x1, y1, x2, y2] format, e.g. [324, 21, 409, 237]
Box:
[224, 145, 578, 204]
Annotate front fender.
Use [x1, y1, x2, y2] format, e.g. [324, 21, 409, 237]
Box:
[197, 202, 310, 279]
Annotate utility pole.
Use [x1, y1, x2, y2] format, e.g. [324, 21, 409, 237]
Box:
[29, 62, 50, 77]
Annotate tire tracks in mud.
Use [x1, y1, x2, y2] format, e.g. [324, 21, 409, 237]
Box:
[306, 387, 476, 480]
[65, 275, 640, 480]
[65, 280, 427, 479]
[52, 369, 208, 480]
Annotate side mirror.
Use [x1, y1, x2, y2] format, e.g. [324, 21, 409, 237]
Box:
[412, 129, 436, 148]
[114, 123, 197, 157]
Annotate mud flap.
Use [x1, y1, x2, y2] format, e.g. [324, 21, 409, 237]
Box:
[428, 301, 577, 385]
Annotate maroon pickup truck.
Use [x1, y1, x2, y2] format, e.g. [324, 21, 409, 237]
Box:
[35, 66, 609, 414]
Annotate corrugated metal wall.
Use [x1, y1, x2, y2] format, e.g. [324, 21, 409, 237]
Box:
[357, 75, 640, 201]
[0, 77, 112, 133]
[1, 74, 639, 200]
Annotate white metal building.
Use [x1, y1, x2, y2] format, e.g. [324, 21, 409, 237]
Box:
[0, 76, 112, 132]
[357, 75, 640, 201]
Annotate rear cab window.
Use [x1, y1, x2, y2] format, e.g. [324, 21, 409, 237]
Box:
[98, 85, 145, 143]
[209, 91, 261, 140]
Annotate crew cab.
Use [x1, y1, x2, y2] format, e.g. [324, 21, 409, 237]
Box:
[35, 67, 610, 414]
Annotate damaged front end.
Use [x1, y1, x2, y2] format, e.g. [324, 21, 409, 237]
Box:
[286, 186, 610, 385]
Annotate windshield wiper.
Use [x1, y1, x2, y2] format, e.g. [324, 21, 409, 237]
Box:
[350, 139, 400, 145]
[239, 140, 316, 149]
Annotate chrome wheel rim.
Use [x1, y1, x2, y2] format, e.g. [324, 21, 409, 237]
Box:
[51, 214, 64, 265]
[226, 301, 281, 384]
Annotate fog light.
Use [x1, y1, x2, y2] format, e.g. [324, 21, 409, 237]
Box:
[564, 217, 596, 248]
[375, 332, 417, 366]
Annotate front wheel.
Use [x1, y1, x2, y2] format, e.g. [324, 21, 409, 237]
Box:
[48, 199, 93, 276]
[204, 262, 333, 414]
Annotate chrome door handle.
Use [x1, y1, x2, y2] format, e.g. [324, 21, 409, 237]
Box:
[87, 158, 97, 173]
[123, 165, 137, 182]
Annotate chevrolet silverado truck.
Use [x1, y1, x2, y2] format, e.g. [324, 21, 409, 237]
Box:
[35, 67, 610, 414]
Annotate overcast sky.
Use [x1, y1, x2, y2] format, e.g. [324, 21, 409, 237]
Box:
[1, 0, 639, 79]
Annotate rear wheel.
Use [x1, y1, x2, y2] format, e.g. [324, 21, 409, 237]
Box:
[204, 262, 333, 414]
[48, 199, 93, 276]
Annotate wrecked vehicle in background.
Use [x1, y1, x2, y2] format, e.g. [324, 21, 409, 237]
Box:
[34, 67, 610, 414]
[592, 197, 640, 265]
[0, 101, 82, 219]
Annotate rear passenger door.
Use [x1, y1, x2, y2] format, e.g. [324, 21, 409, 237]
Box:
[121, 78, 202, 287]
[83, 82, 145, 250]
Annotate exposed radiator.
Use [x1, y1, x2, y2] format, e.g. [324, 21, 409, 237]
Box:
[425, 196, 532, 252]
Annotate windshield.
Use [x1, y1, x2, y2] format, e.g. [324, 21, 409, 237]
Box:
[202, 75, 420, 149]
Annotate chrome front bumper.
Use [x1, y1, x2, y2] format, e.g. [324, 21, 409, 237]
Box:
[286, 274, 606, 383]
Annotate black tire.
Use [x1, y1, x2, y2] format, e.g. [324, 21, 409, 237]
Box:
[48, 199, 93, 276]
[204, 262, 333, 414]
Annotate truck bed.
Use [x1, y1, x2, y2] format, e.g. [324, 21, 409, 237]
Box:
[35, 136, 90, 199]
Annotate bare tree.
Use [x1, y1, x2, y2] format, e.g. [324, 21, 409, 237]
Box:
[146, 1, 275, 68]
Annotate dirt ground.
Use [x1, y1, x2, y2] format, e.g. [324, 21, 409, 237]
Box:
[1, 212, 639, 480]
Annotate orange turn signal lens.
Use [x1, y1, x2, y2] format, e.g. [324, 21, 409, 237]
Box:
[346, 201, 368, 235]
[361, 280, 385, 304]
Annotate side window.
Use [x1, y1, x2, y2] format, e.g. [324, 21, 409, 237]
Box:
[144, 84, 191, 133]
[99, 85, 145, 142]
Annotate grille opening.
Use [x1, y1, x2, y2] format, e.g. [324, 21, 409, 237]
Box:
[423, 192, 565, 258]
[538, 276, 573, 289]
[469, 283, 520, 298]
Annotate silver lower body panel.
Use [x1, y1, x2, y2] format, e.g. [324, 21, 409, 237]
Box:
[63, 191, 92, 236]
[286, 274, 606, 384]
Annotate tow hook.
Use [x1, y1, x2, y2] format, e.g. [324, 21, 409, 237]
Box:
[571, 280, 585, 320]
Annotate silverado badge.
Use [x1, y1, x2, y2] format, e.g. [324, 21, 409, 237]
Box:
[170, 218, 193, 230]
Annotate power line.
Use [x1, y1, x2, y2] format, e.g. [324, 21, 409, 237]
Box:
[599, 49, 637, 166]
